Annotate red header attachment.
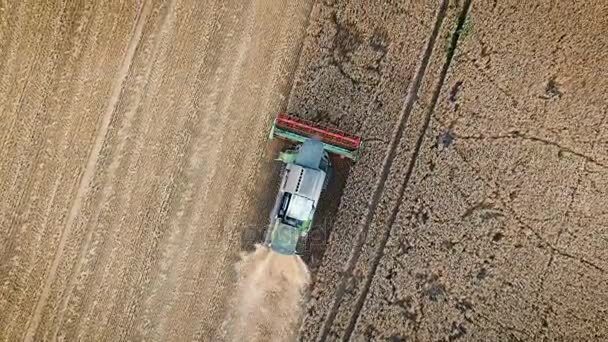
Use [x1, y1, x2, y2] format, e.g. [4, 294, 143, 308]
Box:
[274, 112, 362, 151]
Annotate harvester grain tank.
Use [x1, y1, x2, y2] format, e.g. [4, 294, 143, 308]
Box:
[264, 112, 362, 255]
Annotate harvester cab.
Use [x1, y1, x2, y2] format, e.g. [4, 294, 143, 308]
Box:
[264, 112, 362, 256]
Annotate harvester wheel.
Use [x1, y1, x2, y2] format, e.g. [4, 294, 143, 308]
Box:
[263, 224, 273, 246]
[295, 235, 308, 257]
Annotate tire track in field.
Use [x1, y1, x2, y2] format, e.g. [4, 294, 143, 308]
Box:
[54, 2, 178, 339]
[4, 2, 100, 337]
[342, 1, 474, 339]
[92, 4, 213, 339]
[2, 2, 99, 334]
[24, 2, 151, 340]
[316, 1, 449, 340]
[50, 2, 174, 338]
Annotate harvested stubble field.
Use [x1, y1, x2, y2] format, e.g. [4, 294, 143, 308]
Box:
[1, 0, 607, 341]
[0, 1, 313, 340]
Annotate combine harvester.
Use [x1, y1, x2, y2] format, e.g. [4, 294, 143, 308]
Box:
[264, 112, 362, 255]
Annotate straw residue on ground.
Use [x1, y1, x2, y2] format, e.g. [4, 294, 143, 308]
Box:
[227, 244, 310, 342]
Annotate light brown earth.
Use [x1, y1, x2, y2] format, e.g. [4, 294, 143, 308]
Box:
[227, 245, 310, 342]
[0, 0, 313, 340]
[1, 0, 607, 341]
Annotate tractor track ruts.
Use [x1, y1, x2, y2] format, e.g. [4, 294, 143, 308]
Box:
[26, 3, 110, 338]
[52, 1, 178, 339]
[23, 1, 152, 340]
[99, 1, 242, 338]
[342, 0, 473, 339]
[316, 1, 450, 340]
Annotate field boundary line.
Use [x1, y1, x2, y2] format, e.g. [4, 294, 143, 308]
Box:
[24, 1, 151, 340]
[342, 0, 474, 339]
[316, 1, 450, 340]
